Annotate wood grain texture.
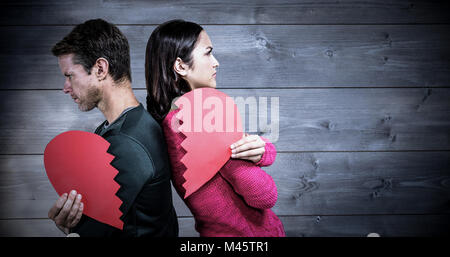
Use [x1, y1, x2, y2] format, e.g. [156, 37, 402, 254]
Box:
[1, 25, 449, 90]
[0, 218, 65, 237]
[0, 154, 193, 219]
[280, 214, 450, 237]
[1, 88, 449, 154]
[267, 152, 450, 216]
[1, 0, 449, 238]
[1, 152, 448, 219]
[0, 217, 199, 237]
[1, 0, 449, 25]
[1, 214, 448, 237]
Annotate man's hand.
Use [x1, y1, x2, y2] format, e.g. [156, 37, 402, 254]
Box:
[230, 134, 266, 163]
[48, 190, 84, 235]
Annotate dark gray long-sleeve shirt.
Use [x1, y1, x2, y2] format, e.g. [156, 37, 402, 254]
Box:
[72, 103, 178, 237]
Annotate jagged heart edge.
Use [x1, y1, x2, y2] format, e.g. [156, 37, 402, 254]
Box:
[171, 109, 192, 197]
[103, 146, 126, 223]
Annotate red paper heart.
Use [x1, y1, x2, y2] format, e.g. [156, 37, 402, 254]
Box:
[173, 88, 243, 198]
[44, 130, 123, 230]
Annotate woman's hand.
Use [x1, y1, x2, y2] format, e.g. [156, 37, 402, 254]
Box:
[230, 133, 265, 163]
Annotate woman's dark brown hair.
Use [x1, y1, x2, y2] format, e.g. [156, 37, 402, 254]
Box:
[145, 19, 203, 123]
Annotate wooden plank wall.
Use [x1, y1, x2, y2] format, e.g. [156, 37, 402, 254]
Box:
[0, 0, 449, 237]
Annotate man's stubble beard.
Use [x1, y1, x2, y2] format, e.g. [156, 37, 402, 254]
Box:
[79, 85, 101, 112]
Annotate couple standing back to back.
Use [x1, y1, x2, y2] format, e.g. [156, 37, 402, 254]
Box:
[48, 18, 285, 237]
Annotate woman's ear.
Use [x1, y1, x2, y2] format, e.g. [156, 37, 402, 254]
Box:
[173, 57, 188, 77]
[94, 57, 109, 81]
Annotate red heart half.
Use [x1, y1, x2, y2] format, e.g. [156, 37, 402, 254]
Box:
[173, 88, 243, 198]
[44, 130, 123, 230]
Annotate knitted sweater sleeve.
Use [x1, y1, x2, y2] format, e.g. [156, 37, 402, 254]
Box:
[254, 136, 277, 167]
[219, 159, 278, 210]
[162, 110, 278, 209]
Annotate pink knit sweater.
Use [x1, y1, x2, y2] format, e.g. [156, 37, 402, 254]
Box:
[162, 109, 285, 237]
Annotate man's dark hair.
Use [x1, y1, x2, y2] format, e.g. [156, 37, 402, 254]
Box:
[52, 19, 132, 83]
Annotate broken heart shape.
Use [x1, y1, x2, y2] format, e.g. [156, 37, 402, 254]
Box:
[173, 88, 243, 198]
[44, 130, 123, 230]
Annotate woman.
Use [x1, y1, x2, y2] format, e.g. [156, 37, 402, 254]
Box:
[145, 19, 285, 237]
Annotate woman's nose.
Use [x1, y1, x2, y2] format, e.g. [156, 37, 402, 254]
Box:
[212, 55, 219, 68]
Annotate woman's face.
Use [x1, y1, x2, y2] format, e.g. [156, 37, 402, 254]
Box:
[183, 30, 220, 89]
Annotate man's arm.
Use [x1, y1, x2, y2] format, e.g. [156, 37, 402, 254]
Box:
[49, 134, 156, 237]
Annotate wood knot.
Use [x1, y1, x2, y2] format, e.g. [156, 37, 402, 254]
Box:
[256, 36, 275, 50]
[312, 159, 319, 169]
[389, 134, 397, 142]
[383, 33, 392, 47]
[320, 120, 335, 130]
[369, 178, 393, 199]
[382, 115, 392, 123]
[316, 216, 321, 223]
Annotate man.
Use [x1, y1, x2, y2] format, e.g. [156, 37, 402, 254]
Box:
[47, 19, 178, 237]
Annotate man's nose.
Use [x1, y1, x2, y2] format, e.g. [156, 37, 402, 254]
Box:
[62, 80, 72, 94]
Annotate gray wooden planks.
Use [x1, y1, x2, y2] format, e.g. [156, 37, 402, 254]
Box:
[1, 152, 448, 219]
[0, 217, 199, 237]
[1, 25, 450, 90]
[0, 219, 66, 237]
[267, 152, 450, 216]
[280, 214, 450, 237]
[1, 215, 448, 237]
[1, 88, 449, 154]
[1, 0, 449, 25]
[1, 0, 449, 238]
[0, 154, 193, 219]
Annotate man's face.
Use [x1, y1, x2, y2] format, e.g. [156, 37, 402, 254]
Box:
[58, 54, 100, 112]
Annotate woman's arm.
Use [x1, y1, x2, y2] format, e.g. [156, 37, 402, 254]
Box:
[231, 135, 277, 167]
[254, 137, 277, 167]
[219, 159, 278, 210]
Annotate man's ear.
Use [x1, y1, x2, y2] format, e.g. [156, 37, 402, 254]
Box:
[94, 58, 109, 81]
[173, 57, 188, 77]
